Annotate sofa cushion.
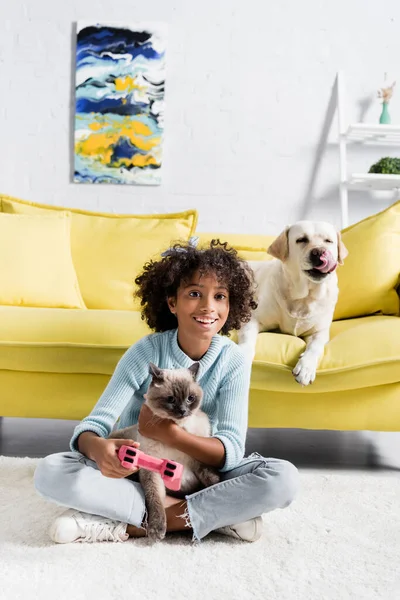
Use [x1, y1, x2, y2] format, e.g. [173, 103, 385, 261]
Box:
[0, 213, 85, 309]
[334, 199, 400, 319]
[231, 315, 400, 393]
[196, 232, 275, 261]
[0, 306, 150, 374]
[0, 307, 398, 394]
[1, 194, 198, 311]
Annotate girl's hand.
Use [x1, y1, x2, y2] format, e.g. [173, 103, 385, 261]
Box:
[90, 437, 141, 479]
[138, 403, 178, 445]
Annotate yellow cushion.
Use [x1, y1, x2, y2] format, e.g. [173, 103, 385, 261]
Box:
[0, 213, 85, 309]
[0, 306, 150, 374]
[334, 200, 400, 320]
[248, 383, 400, 431]
[0, 303, 398, 396]
[230, 315, 400, 393]
[196, 232, 275, 261]
[1, 194, 198, 310]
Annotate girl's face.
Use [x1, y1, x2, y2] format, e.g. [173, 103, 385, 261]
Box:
[167, 270, 230, 340]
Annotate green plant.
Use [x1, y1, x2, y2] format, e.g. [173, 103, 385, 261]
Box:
[368, 157, 400, 174]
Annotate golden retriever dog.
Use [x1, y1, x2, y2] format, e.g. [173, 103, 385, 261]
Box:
[238, 221, 348, 386]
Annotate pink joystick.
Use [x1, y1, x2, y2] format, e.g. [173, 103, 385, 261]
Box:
[118, 445, 184, 491]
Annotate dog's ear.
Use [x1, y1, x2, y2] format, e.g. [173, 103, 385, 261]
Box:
[268, 227, 290, 262]
[337, 231, 348, 265]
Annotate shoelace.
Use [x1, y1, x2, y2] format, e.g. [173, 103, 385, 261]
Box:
[81, 519, 126, 543]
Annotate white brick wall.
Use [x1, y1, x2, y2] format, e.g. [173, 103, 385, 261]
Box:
[0, 0, 399, 234]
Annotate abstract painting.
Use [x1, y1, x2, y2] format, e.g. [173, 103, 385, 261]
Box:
[74, 22, 167, 185]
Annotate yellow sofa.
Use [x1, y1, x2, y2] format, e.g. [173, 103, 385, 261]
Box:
[1, 194, 400, 431]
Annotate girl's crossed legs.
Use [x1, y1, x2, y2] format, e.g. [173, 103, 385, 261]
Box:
[34, 451, 299, 543]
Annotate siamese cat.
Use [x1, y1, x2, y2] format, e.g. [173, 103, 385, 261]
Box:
[110, 362, 220, 541]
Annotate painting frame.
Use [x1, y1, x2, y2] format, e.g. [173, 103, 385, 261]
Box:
[74, 21, 167, 186]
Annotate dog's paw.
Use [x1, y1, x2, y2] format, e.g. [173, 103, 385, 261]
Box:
[292, 355, 317, 386]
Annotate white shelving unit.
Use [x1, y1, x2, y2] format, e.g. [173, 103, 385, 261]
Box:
[336, 72, 400, 228]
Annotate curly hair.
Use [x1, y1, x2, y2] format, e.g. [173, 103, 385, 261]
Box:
[134, 239, 257, 335]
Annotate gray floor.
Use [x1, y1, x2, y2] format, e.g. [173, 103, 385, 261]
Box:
[1, 417, 400, 470]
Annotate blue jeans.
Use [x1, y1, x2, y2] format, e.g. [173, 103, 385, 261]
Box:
[34, 451, 299, 541]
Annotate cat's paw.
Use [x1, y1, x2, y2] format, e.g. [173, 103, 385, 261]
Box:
[147, 524, 166, 541]
[205, 470, 220, 486]
[147, 514, 167, 541]
[197, 466, 220, 487]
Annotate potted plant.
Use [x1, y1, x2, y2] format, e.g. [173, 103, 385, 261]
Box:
[368, 157, 400, 174]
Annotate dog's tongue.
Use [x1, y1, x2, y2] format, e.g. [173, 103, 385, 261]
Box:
[315, 251, 337, 273]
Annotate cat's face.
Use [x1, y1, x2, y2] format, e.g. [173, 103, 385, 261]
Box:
[146, 363, 203, 422]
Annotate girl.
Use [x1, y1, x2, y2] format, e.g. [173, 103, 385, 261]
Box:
[34, 239, 298, 544]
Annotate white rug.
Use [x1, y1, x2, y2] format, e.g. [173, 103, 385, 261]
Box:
[0, 457, 399, 600]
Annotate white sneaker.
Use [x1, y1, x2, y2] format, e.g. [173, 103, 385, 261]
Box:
[49, 509, 129, 544]
[214, 516, 263, 542]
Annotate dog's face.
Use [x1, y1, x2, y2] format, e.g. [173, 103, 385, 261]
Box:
[268, 220, 348, 284]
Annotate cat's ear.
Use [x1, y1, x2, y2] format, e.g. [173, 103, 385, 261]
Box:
[149, 362, 164, 382]
[188, 362, 200, 380]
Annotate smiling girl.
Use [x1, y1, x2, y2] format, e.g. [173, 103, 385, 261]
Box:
[34, 239, 298, 544]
